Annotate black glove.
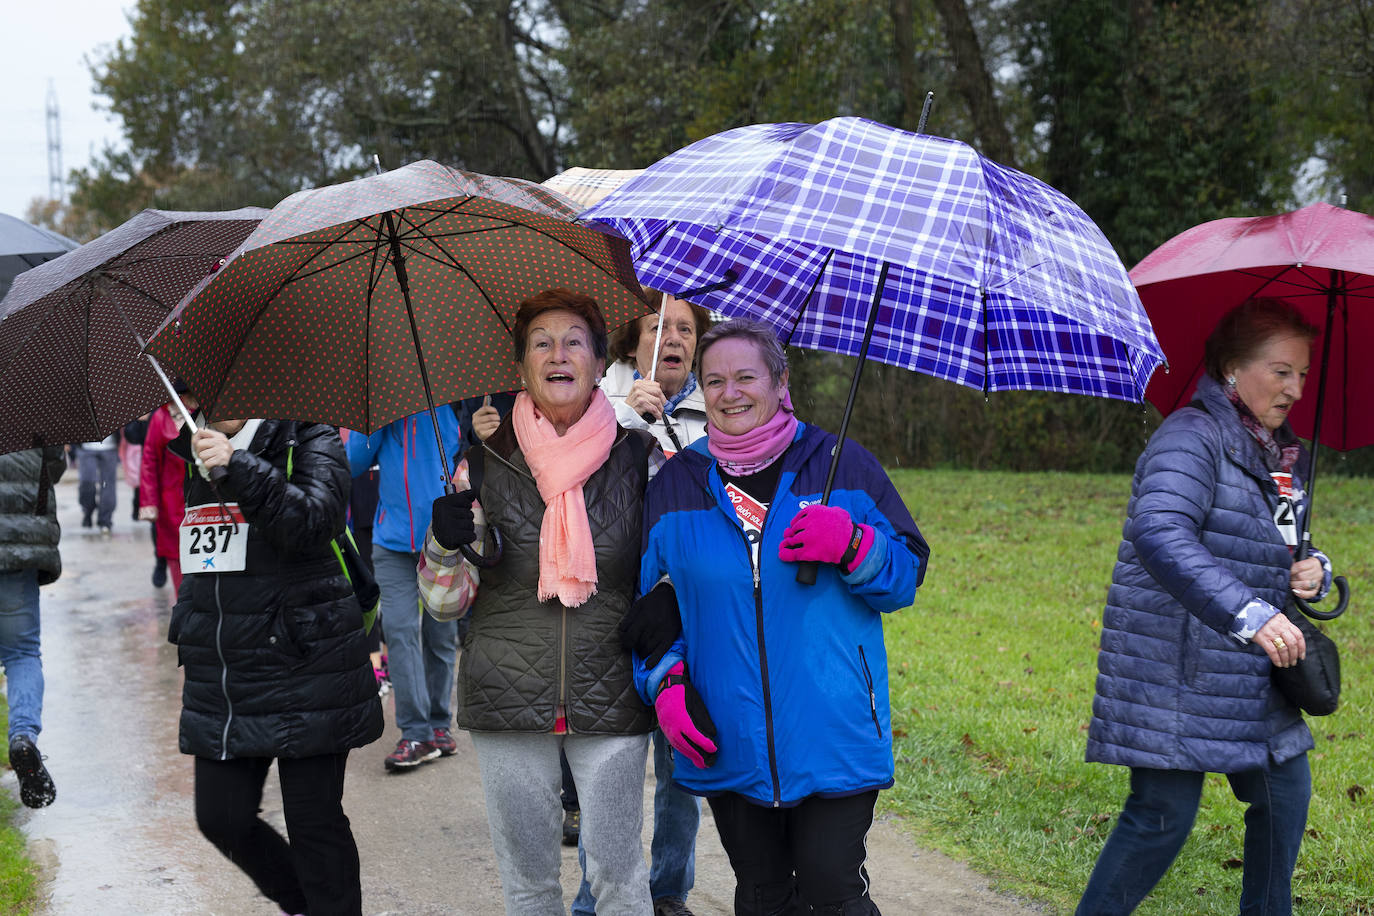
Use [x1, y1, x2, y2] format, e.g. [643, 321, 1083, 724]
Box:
[618, 581, 682, 667]
[431, 489, 477, 550]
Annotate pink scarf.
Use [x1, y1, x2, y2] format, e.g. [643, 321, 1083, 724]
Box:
[512, 389, 618, 607]
[707, 389, 799, 476]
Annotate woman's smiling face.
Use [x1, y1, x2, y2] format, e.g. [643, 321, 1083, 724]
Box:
[700, 337, 789, 435]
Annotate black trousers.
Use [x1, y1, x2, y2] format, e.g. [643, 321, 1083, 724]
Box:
[194, 752, 360, 916]
[708, 789, 882, 916]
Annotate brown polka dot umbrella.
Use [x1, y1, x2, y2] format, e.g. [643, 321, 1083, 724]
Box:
[0, 208, 268, 455]
[146, 160, 651, 480]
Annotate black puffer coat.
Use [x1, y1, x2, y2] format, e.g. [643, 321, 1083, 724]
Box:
[169, 420, 383, 760]
[0, 447, 66, 583]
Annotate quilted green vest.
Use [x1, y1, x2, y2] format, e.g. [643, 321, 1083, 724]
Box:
[456, 422, 655, 736]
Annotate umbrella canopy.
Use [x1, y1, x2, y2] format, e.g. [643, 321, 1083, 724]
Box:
[0, 213, 78, 301]
[1133, 201, 1374, 451]
[583, 116, 1164, 403]
[1131, 200, 1371, 620]
[0, 208, 267, 454]
[543, 167, 645, 210]
[146, 160, 650, 444]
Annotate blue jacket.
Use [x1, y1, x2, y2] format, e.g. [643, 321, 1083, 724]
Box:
[1086, 374, 1314, 773]
[345, 410, 462, 555]
[635, 422, 927, 806]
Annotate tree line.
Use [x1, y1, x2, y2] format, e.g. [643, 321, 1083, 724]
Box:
[32, 0, 1374, 473]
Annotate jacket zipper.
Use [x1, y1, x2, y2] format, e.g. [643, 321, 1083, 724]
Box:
[404, 418, 415, 551]
[214, 576, 233, 760]
[484, 431, 629, 733]
[724, 477, 785, 807]
[559, 605, 568, 730]
[858, 645, 883, 739]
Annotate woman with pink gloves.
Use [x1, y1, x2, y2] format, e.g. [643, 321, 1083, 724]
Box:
[416, 289, 663, 915]
[624, 318, 929, 915]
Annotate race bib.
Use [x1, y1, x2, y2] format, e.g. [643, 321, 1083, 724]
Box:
[724, 483, 768, 566]
[180, 503, 248, 573]
[1270, 471, 1298, 548]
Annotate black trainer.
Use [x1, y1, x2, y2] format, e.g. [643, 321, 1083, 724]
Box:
[9, 735, 56, 808]
[152, 557, 168, 588]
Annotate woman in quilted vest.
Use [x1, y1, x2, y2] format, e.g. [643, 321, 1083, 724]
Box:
[1077, 299, 1339, 916]
[418, 288, 661, 915]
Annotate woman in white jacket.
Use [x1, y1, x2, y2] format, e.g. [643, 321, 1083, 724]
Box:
[600, 291, 710, 457]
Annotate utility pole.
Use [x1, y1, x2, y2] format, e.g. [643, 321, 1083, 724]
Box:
[46, 80, 64, 203]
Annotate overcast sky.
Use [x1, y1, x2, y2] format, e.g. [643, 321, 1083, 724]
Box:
[1, 2, 133, 219]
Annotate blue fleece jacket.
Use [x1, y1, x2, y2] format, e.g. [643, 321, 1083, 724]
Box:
[345, 410, 462, 554]
[634, 422, 927, 807]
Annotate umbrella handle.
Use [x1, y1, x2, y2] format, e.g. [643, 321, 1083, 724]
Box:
[443, 479, 504, 568]
[1294, 576, 1349, 621]
[459, 525, 504, 569]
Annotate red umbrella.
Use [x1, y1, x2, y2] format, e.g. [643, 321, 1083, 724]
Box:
[1131, 201, 1371, 617]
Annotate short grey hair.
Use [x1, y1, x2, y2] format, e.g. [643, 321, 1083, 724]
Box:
[696, 318, 788, 384]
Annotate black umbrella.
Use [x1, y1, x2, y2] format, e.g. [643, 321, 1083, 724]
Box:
[0, 213, 78, 301]
[0, 208, 267, 454]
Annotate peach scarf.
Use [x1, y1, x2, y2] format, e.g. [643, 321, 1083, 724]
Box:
[512, 389, 618, 607]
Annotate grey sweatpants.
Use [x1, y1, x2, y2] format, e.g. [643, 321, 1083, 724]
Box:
[470, 731, 652, 915]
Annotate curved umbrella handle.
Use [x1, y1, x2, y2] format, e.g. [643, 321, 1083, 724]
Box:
[459, 525, 504, 569]
[1295, 575, 1349, 621]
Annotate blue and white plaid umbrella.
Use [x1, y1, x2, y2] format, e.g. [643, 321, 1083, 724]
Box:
[582, 117, 1164, 403]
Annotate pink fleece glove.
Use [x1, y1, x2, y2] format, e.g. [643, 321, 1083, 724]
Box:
[655, 662, 718, 768]
[778, 504, 875, 572]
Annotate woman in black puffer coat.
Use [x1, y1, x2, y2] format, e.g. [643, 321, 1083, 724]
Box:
[169, 417, 382, 916]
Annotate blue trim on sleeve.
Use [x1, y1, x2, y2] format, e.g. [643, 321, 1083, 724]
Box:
[840, 526, 887, 586]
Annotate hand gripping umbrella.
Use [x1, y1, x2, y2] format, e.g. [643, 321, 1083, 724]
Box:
[1132, 201, 1372, 619]
[146, 159, 651, 489]
[583, 116, 1164, 583]
[0, 208, 267, 455]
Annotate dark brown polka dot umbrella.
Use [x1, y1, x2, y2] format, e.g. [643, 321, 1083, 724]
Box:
[145, 159, 651, 480]
[0, 208, 268, 455]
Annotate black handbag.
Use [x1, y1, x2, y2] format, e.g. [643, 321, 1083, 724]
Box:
[1271, 603, 1341, 716]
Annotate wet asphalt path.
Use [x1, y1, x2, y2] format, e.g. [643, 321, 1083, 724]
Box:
[6, 475, 1045, 915]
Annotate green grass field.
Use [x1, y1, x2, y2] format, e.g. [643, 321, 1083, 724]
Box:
[0, 471, 1367, 914]
[0, 705, 37, 915]
[883, 470, 1373, 915]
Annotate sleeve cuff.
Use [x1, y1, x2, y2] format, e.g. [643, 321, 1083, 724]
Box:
[643, 650, 684, 703]
[1230, 597, 1281, 644]
[840, 527, 888, 586]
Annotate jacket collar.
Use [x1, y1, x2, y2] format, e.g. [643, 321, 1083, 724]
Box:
[1194, 374, 1302, 487]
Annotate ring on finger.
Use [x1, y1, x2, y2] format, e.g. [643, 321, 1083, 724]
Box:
[1272, 636, 1287, 650]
